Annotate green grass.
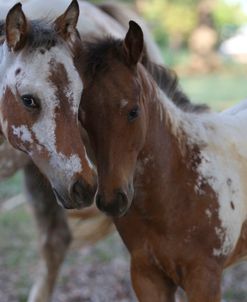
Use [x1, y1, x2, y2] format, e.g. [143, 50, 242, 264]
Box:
[180, 72, 247, 111]
[0, 204, 37, 302]
[0, 205, 36, 267]
[224, 291, 247, 300]
[0, 172, 23, 201]
[163, 48, 190, 67]
[161, 47, 247, 111]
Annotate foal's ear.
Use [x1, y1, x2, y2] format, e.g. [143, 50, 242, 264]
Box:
[54, 0, 79, 41]
[123, 21, 144, 66]
[5, 3, 28, 51]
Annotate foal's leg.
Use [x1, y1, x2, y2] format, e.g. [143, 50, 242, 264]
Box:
[130, 255, 177, 302]
[24, 163, 72, 302]
[184, 265, 222, 302]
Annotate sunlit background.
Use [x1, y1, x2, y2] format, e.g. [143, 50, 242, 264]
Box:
[1, 1, 247, 301]
[93, 0, 247, 111]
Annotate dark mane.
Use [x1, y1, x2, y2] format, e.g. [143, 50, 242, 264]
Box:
[143, 60, 209, 113]
[82, 37, 209, 113]
[81, 37, 125, 78]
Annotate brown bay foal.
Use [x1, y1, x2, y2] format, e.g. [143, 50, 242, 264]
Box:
[79, 22, 247, 301]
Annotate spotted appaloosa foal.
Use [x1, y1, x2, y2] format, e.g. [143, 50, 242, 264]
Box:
[78, 22, 247, 301]
[0, 1, 97, 209]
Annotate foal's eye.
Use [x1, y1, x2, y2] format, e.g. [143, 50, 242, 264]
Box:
[128, 106, 139, 122]
[21, 95, 39, 110]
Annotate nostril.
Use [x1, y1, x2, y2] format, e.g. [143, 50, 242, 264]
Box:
[116, 191, 128, 215]
[70, 180, 95, 207]
[52, 188, 72, 209]
[96, 191, 129, 217]
[71, 180, 83, 200]
[53, 188, 65, 208]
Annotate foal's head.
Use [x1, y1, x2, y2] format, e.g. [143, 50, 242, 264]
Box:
[80, 21, 149, 216]
[0, 1, 96, 209]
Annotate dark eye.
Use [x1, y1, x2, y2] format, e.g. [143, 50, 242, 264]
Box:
[128, 106, 139, 122]
[21, 94, 39, 110]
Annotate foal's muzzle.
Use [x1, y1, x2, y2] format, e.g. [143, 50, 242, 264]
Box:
[53, 179, 96, 209]
[70, 179, 96, 207]
[96, 190, 130, 217]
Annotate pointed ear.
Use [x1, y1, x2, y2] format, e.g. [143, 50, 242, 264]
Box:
[123, 21, 144, 66]
[54, 0, 79, 41]
[5, 3, 28, 51]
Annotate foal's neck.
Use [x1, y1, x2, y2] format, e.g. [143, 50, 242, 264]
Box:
[136, 72, 198, 197]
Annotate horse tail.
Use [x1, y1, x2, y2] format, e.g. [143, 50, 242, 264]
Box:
[67, 206, 115, 250]
[98, 2, 164, 65]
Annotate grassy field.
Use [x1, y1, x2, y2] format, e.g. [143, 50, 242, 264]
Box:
[166, 49, 247, 111]
[180, 70, 247, 111]
[0, 65, 247, 301]
[0, 172, 22, 201]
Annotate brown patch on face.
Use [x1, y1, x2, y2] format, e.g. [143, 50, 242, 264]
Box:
[2, 86, 32, 126]
[48, 60, 75, 157]
[48, 60, 96, 191]
[0, 86, 40, 152]
[48, 60, 76, 112]
[48, 60, 72, 105]
[230, 201, 235, 210]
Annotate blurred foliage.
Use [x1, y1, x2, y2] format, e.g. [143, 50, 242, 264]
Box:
[0, 172, 22, 201]
[213, 0, 247, 41]
[137, 0, 198, 47]
[90, 0, 247, 48]
[136, 0, 247, 47]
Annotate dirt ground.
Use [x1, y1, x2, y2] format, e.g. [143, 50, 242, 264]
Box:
[0, 203, 247, 302]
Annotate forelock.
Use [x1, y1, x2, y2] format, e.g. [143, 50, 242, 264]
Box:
[25, 20, 60, 50]
[81, 37, 126, 81]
